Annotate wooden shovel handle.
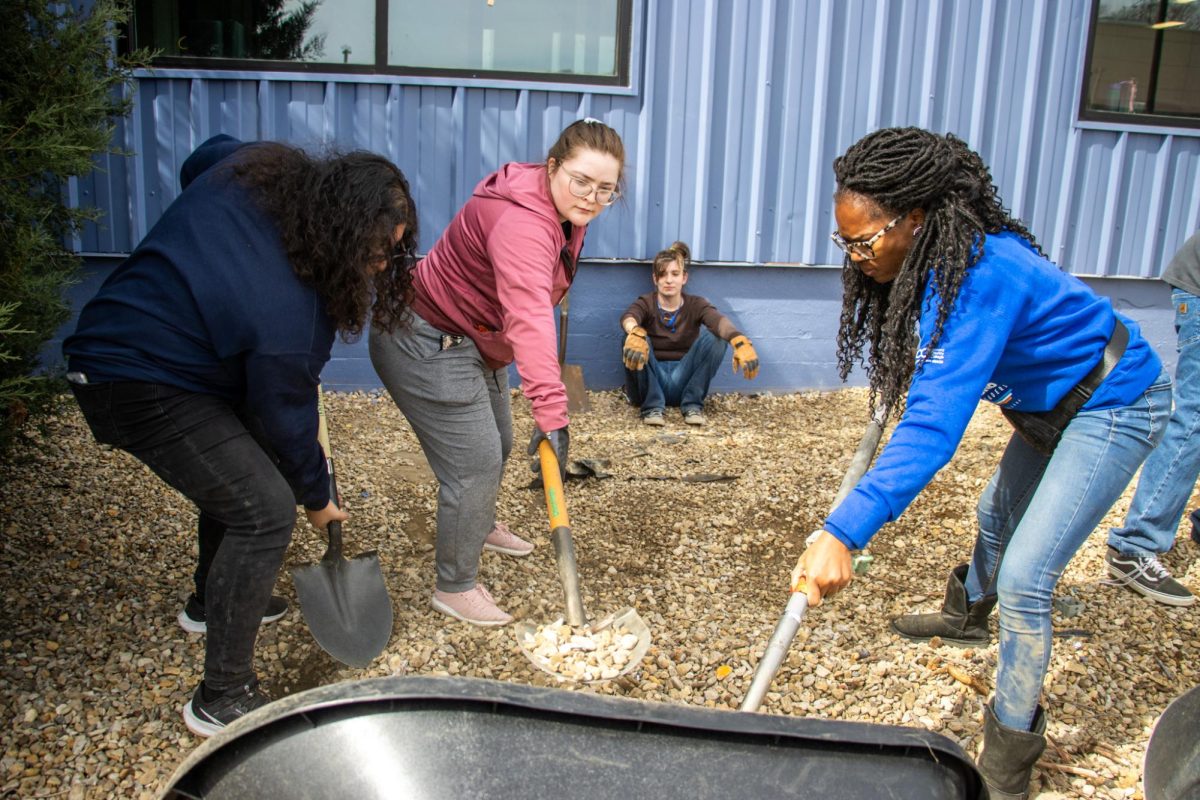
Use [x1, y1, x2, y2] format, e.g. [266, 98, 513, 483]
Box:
[538, 440, 569, 530]
[315, 385, 343, 559]
[557, 292, 570, 366]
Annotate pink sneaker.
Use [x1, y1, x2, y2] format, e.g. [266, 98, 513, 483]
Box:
[482, 521, 534, 557]
[431, 584, 513, 626]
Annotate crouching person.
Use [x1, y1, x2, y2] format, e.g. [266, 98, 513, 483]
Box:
[62, 134, 418, 737]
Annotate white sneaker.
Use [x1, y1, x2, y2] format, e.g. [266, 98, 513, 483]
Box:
[431, 584, 513, 626]
[482, 521, 534, 556]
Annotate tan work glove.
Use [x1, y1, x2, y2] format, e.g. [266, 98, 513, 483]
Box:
[730, 335, 759, 380]
[623, 326, 649, 370]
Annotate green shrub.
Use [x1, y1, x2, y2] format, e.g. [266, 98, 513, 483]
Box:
[0, 0, 147, 440]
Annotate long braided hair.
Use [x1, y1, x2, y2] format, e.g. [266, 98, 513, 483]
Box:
[832, 127, 1042, 420]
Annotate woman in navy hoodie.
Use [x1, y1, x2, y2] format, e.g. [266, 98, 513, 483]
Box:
[791, 128, 1168, 799]
[63, 135, 418, 737]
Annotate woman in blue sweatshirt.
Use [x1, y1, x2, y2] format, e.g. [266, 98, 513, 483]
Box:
[791, 128, 1168, 799]
[63, 135, 418, 737]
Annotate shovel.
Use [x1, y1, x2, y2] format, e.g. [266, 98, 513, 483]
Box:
[559, 290, 591, 414]
[292, 386, 394, 668]
[514, 441, 650, 682]
[739, 410, 887, 712]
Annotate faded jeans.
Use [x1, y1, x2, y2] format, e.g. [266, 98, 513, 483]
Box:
[69, 381, 297, 692]
[625, 327, 727, 414]
[963, 370, 1171, 730]
[1109, 288, 1200, 556]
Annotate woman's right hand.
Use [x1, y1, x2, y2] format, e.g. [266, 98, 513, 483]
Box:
[306, 500, 349, 531]
[790, 530, 853, 607]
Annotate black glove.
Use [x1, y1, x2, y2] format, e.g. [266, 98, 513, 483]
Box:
[528, 426, 570, 487]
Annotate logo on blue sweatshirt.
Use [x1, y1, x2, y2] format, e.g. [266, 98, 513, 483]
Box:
[915, 346, 945, 365]
[982, 382, 1014, 405]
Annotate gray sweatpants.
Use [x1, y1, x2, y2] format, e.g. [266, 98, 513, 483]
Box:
[369, 313, 513, 592]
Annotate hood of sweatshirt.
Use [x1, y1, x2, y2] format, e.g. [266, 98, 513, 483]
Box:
[472, 162, 563, 227]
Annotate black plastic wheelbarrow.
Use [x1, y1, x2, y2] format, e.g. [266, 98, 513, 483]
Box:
[161, 676, 985, 799]
[1144, 683, 1200, 800]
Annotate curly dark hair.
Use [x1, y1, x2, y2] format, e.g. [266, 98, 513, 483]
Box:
[224, 143, 419, 340]
[831, 127, 1042, 420]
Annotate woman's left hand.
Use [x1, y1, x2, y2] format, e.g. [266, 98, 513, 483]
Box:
[306, 499, 349, 532]
[790, 531, 853, 607]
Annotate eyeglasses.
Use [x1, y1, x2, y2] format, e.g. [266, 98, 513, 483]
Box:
[560, 167, 620, 206]
[830, 214, 904, 260]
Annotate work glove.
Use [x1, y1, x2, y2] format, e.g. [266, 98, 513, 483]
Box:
[528, 425, 570, 488]
[622, 326, 649, 370]
[730, 335, 760, 380]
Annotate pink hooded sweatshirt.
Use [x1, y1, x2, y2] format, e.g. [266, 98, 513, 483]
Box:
[411, 162, 586, 433]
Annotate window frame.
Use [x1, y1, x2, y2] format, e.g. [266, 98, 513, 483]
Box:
[1079, 0, 1200, 131]
[123, 0, 638, 94]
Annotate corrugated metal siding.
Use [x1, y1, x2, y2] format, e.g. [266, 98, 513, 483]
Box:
[77, 0, 1200, 277]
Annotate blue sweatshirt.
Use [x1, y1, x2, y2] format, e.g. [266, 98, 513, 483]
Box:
[824, 231, 1162, 550]
[63, 135, 333, 510]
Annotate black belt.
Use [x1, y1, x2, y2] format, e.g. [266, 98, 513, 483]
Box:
[1001, 318, 1128, 456]
[1056, 317, 1129, 419]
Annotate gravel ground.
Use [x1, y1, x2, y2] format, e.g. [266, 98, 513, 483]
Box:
[1, 388, 1197, 798]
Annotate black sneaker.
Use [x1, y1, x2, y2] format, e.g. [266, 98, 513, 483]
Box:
[183, 680, 272, 737]
[1190, 508, 1200, 545]
[1105, 546, 1195, 607]
[177, 594, 289, 634]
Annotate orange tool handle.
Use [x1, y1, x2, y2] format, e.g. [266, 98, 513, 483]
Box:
[538, 440, 570, 530]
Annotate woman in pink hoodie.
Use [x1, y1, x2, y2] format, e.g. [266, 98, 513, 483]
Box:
[370, 119, 625, 625]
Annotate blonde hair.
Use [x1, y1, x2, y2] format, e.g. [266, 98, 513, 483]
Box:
[546, 118, 626, 191]
[652, 241, 690, 279]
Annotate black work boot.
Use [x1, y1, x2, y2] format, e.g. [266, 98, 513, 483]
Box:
[977, 701, 1047, 800]
[890, 564, 996, 646]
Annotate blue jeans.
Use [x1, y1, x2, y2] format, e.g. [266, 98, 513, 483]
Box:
[69, 381, 297, 692]
[625, 328, 727, 414]
[963, 371, 1171, 730]
[1109, 288, 1200, 556]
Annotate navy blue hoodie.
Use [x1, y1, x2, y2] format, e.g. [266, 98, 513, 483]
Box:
[64, 135, 332, 509]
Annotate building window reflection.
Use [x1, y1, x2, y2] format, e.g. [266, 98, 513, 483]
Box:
[1083, 0, 1200, 125]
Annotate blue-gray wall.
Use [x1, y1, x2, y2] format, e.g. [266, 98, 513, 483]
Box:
[49, 259, 1179, 394]
[63, 0, 1199, 391]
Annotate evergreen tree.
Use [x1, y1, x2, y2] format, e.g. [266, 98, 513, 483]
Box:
[0, 0, 146, 438]
[255, 0, 326, 61]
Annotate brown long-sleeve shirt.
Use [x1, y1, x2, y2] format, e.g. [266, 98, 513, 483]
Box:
[621, 292, 741, 362]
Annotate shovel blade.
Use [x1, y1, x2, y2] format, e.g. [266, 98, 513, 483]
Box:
[562, 364, 590, 414]
[293, 551, 393, 668]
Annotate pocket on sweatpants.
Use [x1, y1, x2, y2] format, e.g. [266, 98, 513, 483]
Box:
[377, 314, 444, 362]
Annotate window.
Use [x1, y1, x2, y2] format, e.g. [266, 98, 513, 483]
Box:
[1082, 0, 1200, 127]
[388, 1, 621, 78]
[126, 0, 632, 86]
